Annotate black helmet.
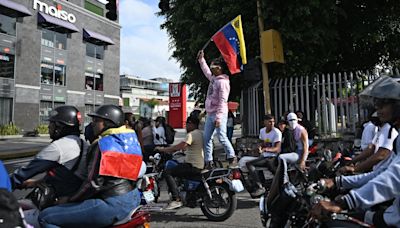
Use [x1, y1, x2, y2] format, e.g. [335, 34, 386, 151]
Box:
[48, 106, 81, 127]
[88, 105, 124, 127]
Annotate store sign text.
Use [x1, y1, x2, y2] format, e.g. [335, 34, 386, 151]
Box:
[33, 0, 76, 23]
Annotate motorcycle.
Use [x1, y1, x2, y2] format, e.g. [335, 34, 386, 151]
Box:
[150, 151, 244, 221]
[18, 176, 153, 228]
[259, 158, 369, 228]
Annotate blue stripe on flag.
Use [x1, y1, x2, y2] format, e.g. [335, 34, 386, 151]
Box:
[99, 132, 142, 156]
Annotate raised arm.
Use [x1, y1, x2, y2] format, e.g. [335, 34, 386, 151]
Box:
[197, 50, 213, 81]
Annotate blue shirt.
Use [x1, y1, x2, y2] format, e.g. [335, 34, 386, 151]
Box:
[0, 160, 11, 191]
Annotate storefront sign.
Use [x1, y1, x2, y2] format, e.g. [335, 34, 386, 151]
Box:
[168, 83, 187, 128]
[33, 0, 76, 23]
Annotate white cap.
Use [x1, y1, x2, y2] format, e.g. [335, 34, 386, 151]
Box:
[287, 112, 298, 121]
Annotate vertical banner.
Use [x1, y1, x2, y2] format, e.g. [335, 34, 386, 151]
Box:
[168, 83, 187, 128]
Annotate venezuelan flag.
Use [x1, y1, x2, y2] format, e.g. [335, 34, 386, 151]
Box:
[98, 126, 143, 181]
[212, 15, 247, 74]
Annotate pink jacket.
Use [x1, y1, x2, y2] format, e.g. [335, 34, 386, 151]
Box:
[199, 57, 230, 122]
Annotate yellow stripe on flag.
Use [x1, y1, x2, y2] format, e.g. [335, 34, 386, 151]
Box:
[231, 15, 247, 65]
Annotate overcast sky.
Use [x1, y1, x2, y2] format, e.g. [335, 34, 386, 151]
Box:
[118, 0, 182, 81]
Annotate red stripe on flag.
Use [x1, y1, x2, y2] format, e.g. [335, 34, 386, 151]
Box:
[99, 151, 143, 181]
[212, 31, 241, 74]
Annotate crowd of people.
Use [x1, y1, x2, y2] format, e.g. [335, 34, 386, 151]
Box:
[0, 48, 399, 228]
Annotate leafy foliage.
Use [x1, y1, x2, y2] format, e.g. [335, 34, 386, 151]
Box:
[0, 123, 20, 135]
[34, 124, 49, 135]
[158, 0, 400, 100]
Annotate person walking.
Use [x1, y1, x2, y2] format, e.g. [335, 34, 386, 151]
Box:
[197, 50, 237, 169]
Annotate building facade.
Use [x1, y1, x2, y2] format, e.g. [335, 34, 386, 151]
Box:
[0, 0, 121, 131]
[120, 75, 172, 117]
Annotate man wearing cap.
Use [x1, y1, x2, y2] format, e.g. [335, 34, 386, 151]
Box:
[283, 113, 309, 170]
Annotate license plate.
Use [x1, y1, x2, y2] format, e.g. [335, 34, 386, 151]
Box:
[143, 190, 155, 203]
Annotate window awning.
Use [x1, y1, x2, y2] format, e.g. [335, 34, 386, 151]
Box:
[0, 0, 32, 17]
[38, 12, 79, 33]
[83, 29, 115, 45]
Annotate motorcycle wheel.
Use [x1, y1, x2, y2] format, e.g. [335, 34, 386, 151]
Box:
[200, 183, 237, 221]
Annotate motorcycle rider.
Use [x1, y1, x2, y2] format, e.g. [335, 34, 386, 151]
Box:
[11, 106, 88, 203]
[338, 117, 398, 174]
[38, 105, 143, 227]
[246, 114, 282, 197]
[311, 76, 400, 227]
[277, 112, 308, 185]
[155, 116, 204, 210]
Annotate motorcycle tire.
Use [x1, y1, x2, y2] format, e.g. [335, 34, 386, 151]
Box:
[200, 183, 237, 221]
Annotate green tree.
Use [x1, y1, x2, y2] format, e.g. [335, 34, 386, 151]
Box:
[158, 0, 400, 100]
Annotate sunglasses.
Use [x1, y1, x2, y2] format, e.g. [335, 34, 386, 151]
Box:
[210, 65, 221, 70]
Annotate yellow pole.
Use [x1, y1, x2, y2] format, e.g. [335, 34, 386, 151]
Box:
[257, 0, 271, 114]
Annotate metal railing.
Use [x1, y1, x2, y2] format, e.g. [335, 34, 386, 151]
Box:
[241, 68, 398, 138]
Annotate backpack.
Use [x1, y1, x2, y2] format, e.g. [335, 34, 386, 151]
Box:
[164, 124, 176, 145]
[280, 128, 297, 154]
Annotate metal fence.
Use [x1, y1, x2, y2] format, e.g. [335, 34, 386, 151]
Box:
[241, 68, 399, 138]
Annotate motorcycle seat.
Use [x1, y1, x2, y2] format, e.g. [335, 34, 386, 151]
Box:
[112, 206, 142, 226]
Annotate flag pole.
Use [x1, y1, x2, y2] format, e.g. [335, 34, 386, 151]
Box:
[201, 39, 212, 50]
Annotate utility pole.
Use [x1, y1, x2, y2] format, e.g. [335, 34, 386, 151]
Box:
[257, 0, 272, 114]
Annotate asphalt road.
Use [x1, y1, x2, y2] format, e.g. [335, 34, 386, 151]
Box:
[5, 129, 262, 228]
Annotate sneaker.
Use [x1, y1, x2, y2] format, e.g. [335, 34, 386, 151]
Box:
[165, 200, 183, 210]
[250, 187, 266, 198]
[228, 157, 238, 168]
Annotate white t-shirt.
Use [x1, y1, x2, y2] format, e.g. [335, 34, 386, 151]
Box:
[361, 121, 378, 150]
[36, 135, 89, 179]
[259, 127, 282, 157]
[153, 126, 167, 145]
[372, 123, 399, 170]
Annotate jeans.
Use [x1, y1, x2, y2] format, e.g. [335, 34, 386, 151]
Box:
[279, 152, 300, 184]
[204, 113, 235, 162]
[246, 156, 276, 186]
[227, 127, 234, 142]
[164, 163, 201, 200]
[38, 188, 140, 228]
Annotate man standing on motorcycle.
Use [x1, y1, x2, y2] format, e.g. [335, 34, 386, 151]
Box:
[246, 114, 282, 197]
[312, 76, 400, 227]
[38, 105, 143, 227]
[155, 116, 204, 210]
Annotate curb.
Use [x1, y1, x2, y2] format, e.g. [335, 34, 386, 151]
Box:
[0, 148, 41, 160]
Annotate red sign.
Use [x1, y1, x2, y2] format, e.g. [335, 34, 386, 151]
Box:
[168, 83, 187, 128]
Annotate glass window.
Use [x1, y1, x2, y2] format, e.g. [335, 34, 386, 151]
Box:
[55, 33, 67, 50]
[42, 29, 55, 48]
[41, 61, 54, 84]
[0, 14, 16, 36]
[94, 73, 103, 91]
[85, 1, 104, 16]
[42, 29, 67, 50]
[0, 53, 15, 79]
[86, 43, 96, 58]
[39, 101, 52, 124]
[95, 46, 104, 60]
[84, 104, 95, 126]
[85, 71, 95, 90]
[86, 43, 104, 60]
[0, 97, 12, 126]
[54, 64, 66, 86]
